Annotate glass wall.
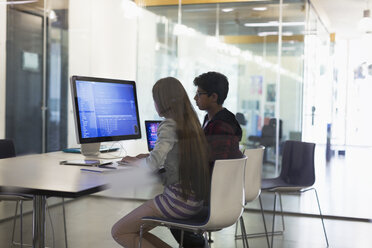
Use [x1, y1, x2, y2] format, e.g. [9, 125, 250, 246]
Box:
[137, 0, 306, 172]
[1, 0, 330, 161]
[302, 2, 332, 144]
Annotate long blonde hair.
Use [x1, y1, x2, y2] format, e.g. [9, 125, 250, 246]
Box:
[152, 77, 210, 200]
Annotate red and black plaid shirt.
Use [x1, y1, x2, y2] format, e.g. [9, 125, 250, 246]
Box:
[202, 108, 243, 164]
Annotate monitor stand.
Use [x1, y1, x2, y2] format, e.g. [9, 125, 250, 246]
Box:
[81, 143, 100, 157]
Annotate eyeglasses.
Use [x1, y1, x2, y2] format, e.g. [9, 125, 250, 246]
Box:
[195, 91, 209, 98]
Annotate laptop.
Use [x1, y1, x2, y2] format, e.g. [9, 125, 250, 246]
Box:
[145, 120, 162, 151]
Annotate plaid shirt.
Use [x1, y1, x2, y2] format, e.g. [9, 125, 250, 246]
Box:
[203, 108, 243, 163]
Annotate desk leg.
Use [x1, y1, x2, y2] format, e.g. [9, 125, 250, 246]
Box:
[33, 195, 46, 248]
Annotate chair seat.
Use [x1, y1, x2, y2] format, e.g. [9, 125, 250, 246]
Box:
[142, 207, 213, 232]
[261, 177, 312, 192]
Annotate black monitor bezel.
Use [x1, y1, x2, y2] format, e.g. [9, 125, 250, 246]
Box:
[70, 75, 142, 144]
[145, 120, 162, 151]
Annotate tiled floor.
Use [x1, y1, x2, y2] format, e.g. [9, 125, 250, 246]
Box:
[1, 144, 372, 247]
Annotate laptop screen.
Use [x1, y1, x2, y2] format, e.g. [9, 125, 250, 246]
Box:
[145, 120, 162, 151]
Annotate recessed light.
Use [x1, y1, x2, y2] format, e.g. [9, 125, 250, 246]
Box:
[244, 21, 305, 27]
[253, 7, 267, 11]
[222, 8, 234, 13]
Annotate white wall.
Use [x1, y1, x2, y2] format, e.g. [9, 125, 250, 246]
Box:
[135, 10, 158, 123]
[0, 5, 6, 138]
[68, 0, 138, 147]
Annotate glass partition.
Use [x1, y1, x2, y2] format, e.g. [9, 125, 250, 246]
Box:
[2, 0, 329, 163]
[137, 0, 306, 174]
[302, 2, 331, 144]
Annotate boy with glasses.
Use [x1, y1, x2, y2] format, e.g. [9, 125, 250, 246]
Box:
[194, 71, 243, 162]
[171, 71, 243, 248]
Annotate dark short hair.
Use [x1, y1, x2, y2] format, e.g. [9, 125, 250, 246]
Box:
[193, 71, 229, 105]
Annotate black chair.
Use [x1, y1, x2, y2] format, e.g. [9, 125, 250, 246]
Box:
[0, 139, 32, 246]
[260, 140, 329, 247]
[248, 118, 282, 163]
[0, 139, 68, 248]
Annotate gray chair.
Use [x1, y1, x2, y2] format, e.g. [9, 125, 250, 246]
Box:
[0, 139, 68, 248]
[261, 140, 328, 247]
[139, 157, 248, 248]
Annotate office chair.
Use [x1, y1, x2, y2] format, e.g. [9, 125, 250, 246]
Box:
[235, 147, 270, 248]
[248, 118, 283, 163]
[139, 157, 248, 248]
[0, 139, 68, 248]
[260, 140, 329, 247]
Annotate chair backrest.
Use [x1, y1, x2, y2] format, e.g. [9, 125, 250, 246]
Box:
[206, 156, 247, 229]
[243, 147, 264, 203]
[279, 140, 316, 186]
[0, 139, 16, 159]
[259, 118, 282, 148]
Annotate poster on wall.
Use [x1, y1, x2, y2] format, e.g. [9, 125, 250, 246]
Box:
[250, 75, 263, 95]
[266, 84, 276, 102]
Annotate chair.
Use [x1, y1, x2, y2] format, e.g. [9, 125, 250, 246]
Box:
[0, 139, 68, 248]
[139, 157, 248, 248]
[260, 140, 329, 247]
[235, 147, 270, 248]
[248, 118, 283, 163]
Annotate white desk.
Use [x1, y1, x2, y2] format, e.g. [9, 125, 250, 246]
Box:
[0, 140, 162, 248]
[0, 152, 108, 248]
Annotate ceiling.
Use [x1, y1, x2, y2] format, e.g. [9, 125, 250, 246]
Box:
[9, 0, 370, 40]
[312, 0, 370, 39]
[144, 0, 371, 40]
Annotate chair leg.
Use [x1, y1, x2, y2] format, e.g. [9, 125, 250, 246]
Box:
[20, 200, 23, 248]
[138, 224, 145, 248]
[179, 230, 184, 248]
[271, 193, 277, 248]
[278, 194, 285, 231]
[259, 195, 271, 248]
[46, 199, 56, 248]
[11, 201, 19, 247]
[62, 198, 68, 248]
[234, 218, 239, 237]
[312, 189, 329, 247]
[207, 231, 213, 243]
[239, 216, 249, 248]
[203, 232, 210, 248]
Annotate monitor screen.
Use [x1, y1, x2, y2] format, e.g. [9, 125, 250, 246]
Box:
[70, 76, 141, 144]
[145, 120, 161, 151]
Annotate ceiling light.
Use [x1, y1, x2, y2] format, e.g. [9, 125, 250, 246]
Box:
[282, 46, 296, 51]
[252, 7, 267, 11]
[221, 8, 234, 13]
[244, 21, 305, 27]
[0, 0, 37, 4]
[49, 10, 57, 21]
[358, 9, 372, 33]
[258, 31, 278, 36]
[257, 31, 293, 37]
[283, 32, 293, 36]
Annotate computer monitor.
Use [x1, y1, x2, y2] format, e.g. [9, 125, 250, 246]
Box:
[70, 75, 141, 156]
